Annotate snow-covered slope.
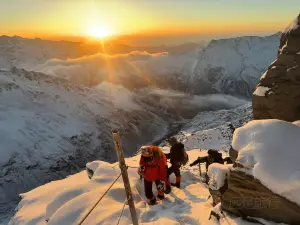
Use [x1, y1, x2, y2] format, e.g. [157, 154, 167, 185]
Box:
[163, 103, 252, 152]
[9, 150, 211, 225]
[0, 36, 90, 70]
[9, 149, 279, 225]
[126, 34, 280, 97]
[11, 117, 299, 225]
[0, 68, 169, 223]
[189, 33, 280, 97]
[0, 67, 247, 223]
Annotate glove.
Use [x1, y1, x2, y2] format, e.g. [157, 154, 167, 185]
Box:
[138, 166, 145, 176]
[157, 180, 165, 192]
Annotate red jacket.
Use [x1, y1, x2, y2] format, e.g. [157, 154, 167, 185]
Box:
[139, 146, 167, 182]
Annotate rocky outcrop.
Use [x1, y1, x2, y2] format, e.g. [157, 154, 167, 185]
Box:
[253, 15, 300, 121]
[220, 118, 300, 224]
[222, 169, 300, 225]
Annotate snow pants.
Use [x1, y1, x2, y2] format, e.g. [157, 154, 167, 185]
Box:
[167, 165, 181, 177]
[166, 165, 181, 186]
[144, 179, 164, 200]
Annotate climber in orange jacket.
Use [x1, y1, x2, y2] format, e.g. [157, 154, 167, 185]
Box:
[138, 145, 167, 205]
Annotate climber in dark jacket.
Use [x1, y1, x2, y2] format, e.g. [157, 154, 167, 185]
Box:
[165, 137, 185, 193]
[190, 149, 224, 183]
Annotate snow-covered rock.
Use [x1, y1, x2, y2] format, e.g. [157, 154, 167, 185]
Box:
[221, 169, 300, 225]
[232, 119, 300, 206]
[208, 163, 232, 191]
[221, 119, 300, 225]
[253, 86, 270, 97]
[207, 164, 232, 207]
[253, 14, 300, 121]
[284, 14, 300, 34]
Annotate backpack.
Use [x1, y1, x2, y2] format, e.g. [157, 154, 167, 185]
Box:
[171, 143, 189, 166]
[181, 150, 189, 166]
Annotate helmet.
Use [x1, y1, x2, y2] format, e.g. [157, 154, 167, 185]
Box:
[140, 146, 153, 157]
[207, 149, 218, 156]
[207, 149, 220, 162]
[167, 137, 178, 144]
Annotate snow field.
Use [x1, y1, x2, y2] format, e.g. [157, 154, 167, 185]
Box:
[9, 144, 290, 225]
[9, 150, 215, 225]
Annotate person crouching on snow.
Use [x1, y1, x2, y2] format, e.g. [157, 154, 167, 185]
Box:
[190, 149, 224, 183]
[138, 145, 167, 205]
[165, 137, 188, 194]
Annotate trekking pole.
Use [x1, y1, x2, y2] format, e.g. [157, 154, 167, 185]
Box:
[112, 130, 139, 225]
[198, 162, 202, 178]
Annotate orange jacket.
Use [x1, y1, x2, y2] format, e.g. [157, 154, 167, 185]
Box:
[139, 146, 167, 182]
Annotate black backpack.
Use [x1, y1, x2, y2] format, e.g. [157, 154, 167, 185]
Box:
[181, 149, 189, 166]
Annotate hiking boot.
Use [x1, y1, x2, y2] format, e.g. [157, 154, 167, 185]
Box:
[147, 198, 157, 205]
[157, 193, 165, 200]
[164, 186, 171, 194]
[171, 182, 180, 189]
[171, 176, 181, 188]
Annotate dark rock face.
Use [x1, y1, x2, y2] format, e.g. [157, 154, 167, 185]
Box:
[253, 15, 300, 121]
[222, 170, 300, 225]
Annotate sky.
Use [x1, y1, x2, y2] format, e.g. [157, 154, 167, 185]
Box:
[0, 0, 299, 44]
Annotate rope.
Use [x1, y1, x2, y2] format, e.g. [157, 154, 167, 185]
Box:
[111, 166, 141, 225]
[77, 172, 122, 225]
[127, 166, 139, 169]
[116, 199, 127, 225]
[134, 179, 148, 225]
[111, 163, 120, 169]
[133, 148, 142, 156]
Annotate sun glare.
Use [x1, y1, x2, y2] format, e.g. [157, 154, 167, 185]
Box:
[87, 25, 112, 39]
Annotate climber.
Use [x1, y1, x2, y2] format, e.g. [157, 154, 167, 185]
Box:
[165, 137, 188, 194]
[189, 149, 224, 183]
[138, 145, 167, 205]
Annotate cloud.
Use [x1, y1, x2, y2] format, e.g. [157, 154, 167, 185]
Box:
[134, 88, 247, 119]
[31, 51, 247, 120]
[33, 51, 169, 87]
[32, 49, 247, 118]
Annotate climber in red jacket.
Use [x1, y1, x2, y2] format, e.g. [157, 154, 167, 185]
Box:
[138, 145, 167, 205]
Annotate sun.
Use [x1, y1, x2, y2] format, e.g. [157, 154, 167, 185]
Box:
[87, 25, 112, 39]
